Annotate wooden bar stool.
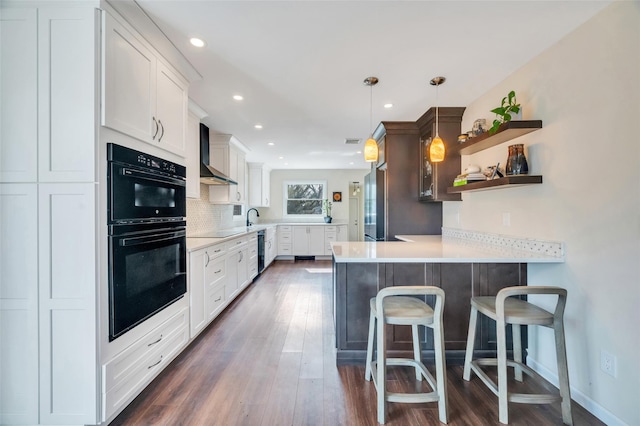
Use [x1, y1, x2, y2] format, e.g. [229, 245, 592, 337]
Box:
[365, 286, 447, 424]
[463, 286, 572, 424]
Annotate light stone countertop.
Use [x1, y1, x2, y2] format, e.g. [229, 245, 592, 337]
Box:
[330, 235, 564, 264]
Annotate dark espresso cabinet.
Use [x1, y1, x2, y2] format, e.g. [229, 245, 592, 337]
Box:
[333, 260, 527, 364]
[372, 122, 443, 239]
[417, 107, 465, 202]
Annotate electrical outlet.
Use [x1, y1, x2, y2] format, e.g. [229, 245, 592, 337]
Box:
[502, 212, 511, 227]
[600, 350, 617, 377]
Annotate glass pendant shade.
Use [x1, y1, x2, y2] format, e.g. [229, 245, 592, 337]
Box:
[364, 137, 378, 162]
[429, 135, 445, 163]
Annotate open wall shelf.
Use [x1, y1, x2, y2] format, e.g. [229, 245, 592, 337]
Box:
[448, 175, 543, 193]
[458, 120, 542, 155]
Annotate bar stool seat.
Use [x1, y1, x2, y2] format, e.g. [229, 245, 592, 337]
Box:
[463, 286, 572, 425]
[365, 286, 447, 424]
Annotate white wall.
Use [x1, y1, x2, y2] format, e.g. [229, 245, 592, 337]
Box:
[443, 2, 639, 424]
[260, 169, 369, 230]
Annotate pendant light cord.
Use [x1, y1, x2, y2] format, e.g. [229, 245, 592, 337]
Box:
[435, 82, 439, 137]
[369, 83, 373, 137]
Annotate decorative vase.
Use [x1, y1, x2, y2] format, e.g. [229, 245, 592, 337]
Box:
[324, 216, 332, 223]
[505, 144, 529, 175]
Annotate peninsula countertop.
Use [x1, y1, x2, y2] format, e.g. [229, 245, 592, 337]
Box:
[330, 235, 564, 264]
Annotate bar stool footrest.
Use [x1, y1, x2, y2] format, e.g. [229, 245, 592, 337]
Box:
[470, 359, 563, 405]
[370, 358, 440, 401]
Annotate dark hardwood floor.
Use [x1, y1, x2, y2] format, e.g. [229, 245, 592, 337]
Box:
[111, 260, 603, 426]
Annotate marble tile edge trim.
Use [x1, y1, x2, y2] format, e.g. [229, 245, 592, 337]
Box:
[442, 227, 565, 258]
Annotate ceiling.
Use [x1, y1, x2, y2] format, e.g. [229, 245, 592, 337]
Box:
[136, 0, 610, 170]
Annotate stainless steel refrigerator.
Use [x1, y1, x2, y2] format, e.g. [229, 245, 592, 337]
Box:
[364, 168, 385, 241]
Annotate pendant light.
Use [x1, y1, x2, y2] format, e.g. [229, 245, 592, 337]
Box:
[429, 76, 446, 163]
[363, 76, 379, 162]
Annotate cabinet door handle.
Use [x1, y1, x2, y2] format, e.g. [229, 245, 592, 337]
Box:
[158, 120, 165, 142]
[265, 198, 268, 205]
[152, 117, 159, 140]
[147, 355, 163, 369]
[205, 251, 210, 267]
[214, 296, 222, 302]
[147, 334, 163, 347]
[238, 251, 243, 262]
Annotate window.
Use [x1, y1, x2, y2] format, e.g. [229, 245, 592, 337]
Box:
[283, 181, 326, 217]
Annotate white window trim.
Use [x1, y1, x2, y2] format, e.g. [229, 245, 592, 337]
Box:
[282, 180, 327, 218]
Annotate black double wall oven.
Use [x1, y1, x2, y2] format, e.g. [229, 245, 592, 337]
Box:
[107, 143, 187, 341]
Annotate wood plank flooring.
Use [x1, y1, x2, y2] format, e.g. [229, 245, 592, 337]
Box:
[110, 260, 603, 426]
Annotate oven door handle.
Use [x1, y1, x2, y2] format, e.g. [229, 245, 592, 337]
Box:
[121, 167, 186, 187]
[120, 230, 186, 247]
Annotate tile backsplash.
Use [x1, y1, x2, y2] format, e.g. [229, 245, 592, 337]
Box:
[186, 184, 236, 235]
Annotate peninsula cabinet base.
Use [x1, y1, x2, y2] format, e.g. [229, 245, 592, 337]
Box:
[332, 261, 527, 365]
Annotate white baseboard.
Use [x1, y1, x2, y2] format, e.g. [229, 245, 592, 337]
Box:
[527, 356, 628, 426]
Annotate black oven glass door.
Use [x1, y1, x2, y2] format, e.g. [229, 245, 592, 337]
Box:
[109, 225, 187, 340]
[109, 162, 186, 223]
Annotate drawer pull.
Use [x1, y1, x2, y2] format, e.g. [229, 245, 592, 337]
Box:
[148, 356, 163, 369]
[147, 334, 163, 347]
[214, 269, 222, 274]
[214, 296, 222, 302]
[214, 248, 222, 253]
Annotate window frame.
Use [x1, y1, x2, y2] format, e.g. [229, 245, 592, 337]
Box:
[282, 180, 327, 219]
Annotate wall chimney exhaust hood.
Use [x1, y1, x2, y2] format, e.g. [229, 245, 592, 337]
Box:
[200, 123, 237, 185]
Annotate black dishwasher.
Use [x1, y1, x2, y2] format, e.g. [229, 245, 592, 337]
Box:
[257, 230, 265, 274]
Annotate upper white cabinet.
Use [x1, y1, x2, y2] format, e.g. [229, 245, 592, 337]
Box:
[1, 7, 96, 183]
[248, 162, 271, 207]
[103, 11, 188, 157]
[209, 135, 246, 205]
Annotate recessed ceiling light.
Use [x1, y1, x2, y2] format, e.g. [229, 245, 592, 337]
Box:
[279, 156, 284, 160]
[254, 124, 263, 129]
[189, 37, 205, 48]
[233, 95, 243, 101]
[356, 151, 362, 154]
[349, 162, 354, 165]
[267, 142, 275, 146]
[284, 162, 289, 166]
[384, 103, 393, 109]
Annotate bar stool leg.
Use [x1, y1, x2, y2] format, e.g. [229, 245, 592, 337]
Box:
[433, 318, 449, 423]
[365, 309, 376, 381]
[463, 306, 478, 381]
[376, 314, 387, 424]
[512, 324, 523, 382]
[497, 318, 509, 424]
[411, 324, 422, 381]
[554, 320, 573, 425]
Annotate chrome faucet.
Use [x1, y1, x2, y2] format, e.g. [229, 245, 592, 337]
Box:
[246, 208, 259, 227]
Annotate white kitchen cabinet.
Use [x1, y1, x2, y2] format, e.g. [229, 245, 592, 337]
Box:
[188, 242, 226, 338]
[265, 226, 277, 267]
[0, 185, 39, 425]
[209, 135, 246, 204]
[226, 237, 249, 299]
[103, 10, 188, 157]
[38, 183, 97, 425]
[0, 5, 99, 425]
[278, 225, 292, 256]
[248, 162, 271, 207]
[292, 225, 325, 256]
[324, 224, 349, 255]
[102, 307, 188, 421]
[1, 7, 96, 183]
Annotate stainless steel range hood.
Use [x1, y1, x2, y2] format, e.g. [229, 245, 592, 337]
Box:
[200, 123, 237, 185]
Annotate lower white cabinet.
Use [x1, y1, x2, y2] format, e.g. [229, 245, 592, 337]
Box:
[278, 225, 292, 256]
[248, 233, 258, 280]
[265, 226, 277, 267]
[226, 236, 249, 297]
[292, 225, 325, 256]
[324, 225, 348, 254]
[102, 307, 189, 421]
[189, 242, 226, 338]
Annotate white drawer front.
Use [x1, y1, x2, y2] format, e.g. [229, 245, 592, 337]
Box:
[205, 243, 225, 260]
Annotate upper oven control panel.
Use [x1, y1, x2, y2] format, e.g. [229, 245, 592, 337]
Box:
[107, 143, 185, 179]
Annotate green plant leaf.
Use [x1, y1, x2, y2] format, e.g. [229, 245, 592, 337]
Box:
[511, 105, 520, 113]
[491, 107, 506, 115]
[508, 91, 516, 105]
[489, 119, 502, 134]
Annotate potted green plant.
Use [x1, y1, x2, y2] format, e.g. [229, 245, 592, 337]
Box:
[489, 90, 521, 134]
[323, 199, 332, 223]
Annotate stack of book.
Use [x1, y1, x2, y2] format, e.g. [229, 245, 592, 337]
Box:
[453, 172, 487, 186]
